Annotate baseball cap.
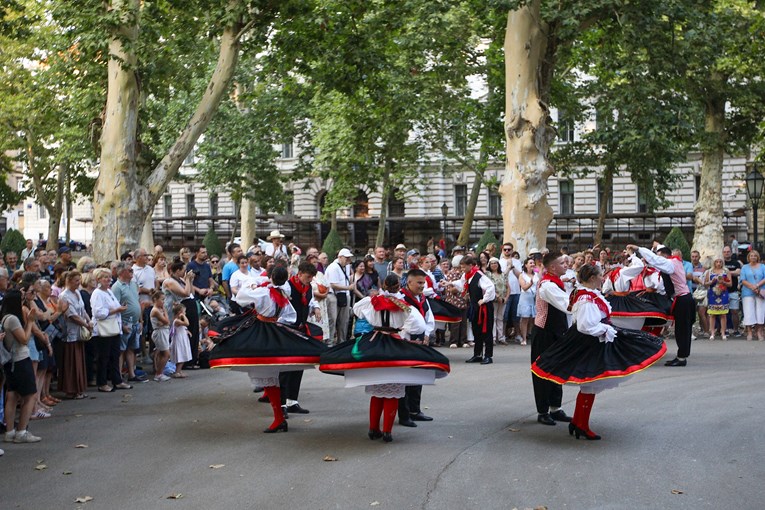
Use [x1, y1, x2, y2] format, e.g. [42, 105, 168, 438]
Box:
[406, 249, 420, 257]
[338, 248, 353, 258]
[57, 246, 71, 254]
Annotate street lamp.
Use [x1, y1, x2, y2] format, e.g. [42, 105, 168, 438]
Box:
[441, 202, 448, 246]
[745, 162, 764, 250]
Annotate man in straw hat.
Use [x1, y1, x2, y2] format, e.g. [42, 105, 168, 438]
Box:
[266, 230, 289, 261]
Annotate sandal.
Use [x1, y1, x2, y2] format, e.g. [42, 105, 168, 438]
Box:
[50, 396, 62, 403]
[114, 383, 133, 390]
[98, 385, 114, 393]
[171, 373, 186, 379]
[74, 393, 88, 400]
[42, 397, 57, 406]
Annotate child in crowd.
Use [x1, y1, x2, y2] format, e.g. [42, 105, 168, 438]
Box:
[170, 302, 192, 378]
[149, 290, 171, 382]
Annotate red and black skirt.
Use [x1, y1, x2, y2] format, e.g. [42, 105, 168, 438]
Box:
[319, 330, 451, 376]
[208, 313, 327, 369]
[428, 297, 463, 323]
[608, 292, 672, 326]
[531, 326, 666, 385]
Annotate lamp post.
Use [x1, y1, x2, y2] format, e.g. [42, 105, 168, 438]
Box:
[441, 202, 448, 246]
[745, 162, 764, 251]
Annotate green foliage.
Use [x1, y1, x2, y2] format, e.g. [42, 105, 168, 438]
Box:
[475, 229, 500, 254]
[203, 227, 223, 258]
[321, 229, 344, 261]
[1, 228, 26, 257]
[664, 227, 692, 261]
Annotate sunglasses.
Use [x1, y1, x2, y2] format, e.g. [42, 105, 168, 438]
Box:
[503, 248, 512, 252]
[211, 259, 219, 264]
[252, 252, 262, 256]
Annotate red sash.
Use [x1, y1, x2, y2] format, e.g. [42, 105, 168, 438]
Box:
[289, 275, 310, 306]
[371, 295, 408, 312]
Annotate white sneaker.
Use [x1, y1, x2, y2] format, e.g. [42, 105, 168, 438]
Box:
[0, 448, 4, 456]
[13, 430, 41, 443]
[449, 343, 458, 349]
[154, 374, 171, 382]
[3, 430, 16, 443]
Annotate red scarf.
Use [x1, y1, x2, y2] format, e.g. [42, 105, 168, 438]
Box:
[371, 294, 408, 312]
[425, 275, 434, 289]
[608, 267, 622, 284]
[269, 286, 289, 309]
[401, 288, 426, 317]
[541, 272, 564, 290]
[289, 275, 310, 306]
[462, 266, 481, 296]
[570, 289, 610, 316]
[669, 255, 682, 261]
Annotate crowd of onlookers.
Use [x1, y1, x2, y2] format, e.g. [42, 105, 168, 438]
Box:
[1, 228, 759, 456]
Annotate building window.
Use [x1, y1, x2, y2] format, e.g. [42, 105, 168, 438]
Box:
[597, 178, 613, 214]
[284, 191, 295, 215]
[557, 114, 575, 143]
[183, 149, 195, 166]
[209, 193, 219, 217]
[38, 204, 47, 220]
[559, 179, 575, 215]
[388, 188, 406, 217]
[488, 187, 502, 217]
[186, 193, 196, 216]
[352, 190, 368, 218]
[281, 142, 293, 159]
[695, 175, 701, 201]
[163, 195, 172, 218]
[637, 183, 652, 213]
[455, 184, 468, 217]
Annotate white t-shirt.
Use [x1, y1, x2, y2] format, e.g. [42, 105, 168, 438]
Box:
[132, 263, 156, 304]
[265, 243, 289, 261]
[229, 269, 252, 296]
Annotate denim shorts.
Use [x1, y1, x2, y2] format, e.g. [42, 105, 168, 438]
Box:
[120, 321, 142, 351]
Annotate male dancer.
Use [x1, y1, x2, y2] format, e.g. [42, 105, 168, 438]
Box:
[399, 269, 435, 426]
[281, 261, 322, 414]
[529, 251, 572, 425]
[448, 256, 496, 364]
[627, 244, 695, 366]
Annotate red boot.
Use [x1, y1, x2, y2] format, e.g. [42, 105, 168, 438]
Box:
[570, 392, 600, 440]
[368, 396, 383, 440]
[381, 398, 398, 442]
[263, 386, 288, 433]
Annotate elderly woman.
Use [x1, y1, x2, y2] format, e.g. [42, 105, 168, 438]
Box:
[740, 250, 765, 341]
[34, 279, 67, 407]
[153, 253, 170, 286]
[79, 272, 98, 385]
[91, 268, 130, 392]
[58, 271, 92, 399]
[704, 256, 732, 340]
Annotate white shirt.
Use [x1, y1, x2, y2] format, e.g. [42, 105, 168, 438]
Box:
[506, 258, 522, 294]
[265, 243, 289, 260]
[451, 271, 496, 302]
[538, 279, 571, 315]
[229, 269, 252, 296]
[353, 291, 426, 340]
[234, 285, 297, 324]
[91, 288, 123, 337]
[572, 289, 616, 343]
[132, 263, 156, 304]
[325, 260, 351, 297]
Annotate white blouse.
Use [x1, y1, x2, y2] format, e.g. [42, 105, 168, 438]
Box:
[234, 285, 297, 324]
[572, 288, 617, 343]
[352, 291, 426, 339]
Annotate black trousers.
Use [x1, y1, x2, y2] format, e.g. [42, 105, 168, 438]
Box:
[398, 385, 422, 421]
[185, 299, 201, 365]
[529, 326, 563, 414]
[471, 303, 494, 358]
[279, 370, 303, 404]
[95, 335, 122, 387]
[673, 294, 696, 358]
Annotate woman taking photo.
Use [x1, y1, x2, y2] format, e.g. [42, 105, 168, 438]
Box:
[91, 268, 130, 392]
[59, 271, 91, 399]
[704, 256, 732, 340]
[2, 289, 42, 443]
[517, 257, 538, 346]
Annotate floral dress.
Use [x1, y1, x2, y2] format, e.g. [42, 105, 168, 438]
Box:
[706, 272, 730, 315]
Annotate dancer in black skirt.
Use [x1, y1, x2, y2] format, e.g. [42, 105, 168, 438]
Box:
[532, 264, 667, 440]
[604, 255, 672, 331]
[319, 275, 450, 443]
[209, 267, 326, 433]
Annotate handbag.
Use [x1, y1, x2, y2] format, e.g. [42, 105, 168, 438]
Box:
[692, 286, 707, 302]
[98, 316, 121, 337]
[78, 325, 92, 342]
[335, 291, 349, 308]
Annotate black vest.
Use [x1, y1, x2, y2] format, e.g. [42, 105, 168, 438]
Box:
[288, 280, 313, 326]
[544, 306, 569, 336]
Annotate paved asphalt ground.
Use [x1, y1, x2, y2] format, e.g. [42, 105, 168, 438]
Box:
[2, 336, 764, 510]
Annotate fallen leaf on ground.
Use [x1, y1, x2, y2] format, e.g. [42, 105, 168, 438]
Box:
[508, 428, 521, 432]
[209, 464, 225, 469]
[74, 496, 93, 503]
[323, 455, 338, 462]
[192, 419, 199, 423]
[75, 444, 88, 448]
[75, 414, 83, 417]
[671, 489, 684, 495]
[63, 470, 73, 475]
[166, 493, 183, 499]
[371, 502, 380, 506]
[303, 418, 312, 423]
[35, 464, 47, 470]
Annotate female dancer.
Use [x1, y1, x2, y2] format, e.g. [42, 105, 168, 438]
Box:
[208, 266, 326, 433]
[319, 275, 450, 443]
[531, 264, 666, 440]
